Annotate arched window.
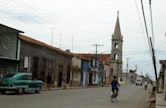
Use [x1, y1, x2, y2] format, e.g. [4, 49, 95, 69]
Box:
[110, 68, 114, 74]
[114, 53, 118, 60]
[115, 43, 118, 49]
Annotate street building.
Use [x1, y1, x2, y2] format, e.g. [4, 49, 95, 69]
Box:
[0, 24, 23, 77]
[80, 57, 90, 86]
[0, 12, 124, 88]
[18, 35, 72, 87]
[76, 53, 111, 86]
[159, 60, 166, 99]
[70, 55, 82, 86]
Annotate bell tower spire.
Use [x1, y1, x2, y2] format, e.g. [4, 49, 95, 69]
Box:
[110, 11, 123, 79]
[113, 11, 121, 37]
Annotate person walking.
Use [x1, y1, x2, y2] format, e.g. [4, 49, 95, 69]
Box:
[144, 80, 148, 90]
[62, 75, 67, 89]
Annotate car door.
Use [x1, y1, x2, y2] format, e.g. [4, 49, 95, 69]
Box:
[14, 74, 31, 89]
[26, 75, 36, 89]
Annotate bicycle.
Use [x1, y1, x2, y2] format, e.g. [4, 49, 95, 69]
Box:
[110, 89, 118, 102]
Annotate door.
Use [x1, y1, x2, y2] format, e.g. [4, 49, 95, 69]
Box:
[58, 65, 63, 87]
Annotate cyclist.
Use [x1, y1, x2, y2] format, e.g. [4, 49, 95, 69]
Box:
[111, 76, 120, 97]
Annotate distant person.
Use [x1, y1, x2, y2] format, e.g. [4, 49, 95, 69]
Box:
[149, 86, 156, 108]
[144, 80, 148, 90]
[46, 72, 52, 90]
[62, 75, 67, 89]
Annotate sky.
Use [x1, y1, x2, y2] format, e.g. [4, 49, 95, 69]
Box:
[0, 0, 166, 79]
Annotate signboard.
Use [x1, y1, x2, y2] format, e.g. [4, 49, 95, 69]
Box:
[0, 30, 18, 60]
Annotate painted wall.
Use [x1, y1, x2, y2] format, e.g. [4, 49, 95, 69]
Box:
[81, 60, 89, 86]
[19, 38, 72, 87]
[71, 56, 81, 86]
[0, 25, 21, 77]
[104, 64, 110, 85]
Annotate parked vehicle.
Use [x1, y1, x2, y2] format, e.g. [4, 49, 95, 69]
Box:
[0, 72, 43, 94]
[135, 76, 143, 86]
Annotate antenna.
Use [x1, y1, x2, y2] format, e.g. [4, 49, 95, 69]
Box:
[60, 33, 62, 49]
[72, 35, 74, 51]
[50, 28, 56, 46]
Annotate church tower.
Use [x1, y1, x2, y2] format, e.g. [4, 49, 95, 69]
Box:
[110, 12, 123, 79]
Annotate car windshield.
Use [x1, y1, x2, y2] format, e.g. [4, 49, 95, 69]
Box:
[3, 74, 16, 78]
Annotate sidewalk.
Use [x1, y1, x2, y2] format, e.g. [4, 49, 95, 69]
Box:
[156, 93, 166, 108]
[41, 85, 110, 91]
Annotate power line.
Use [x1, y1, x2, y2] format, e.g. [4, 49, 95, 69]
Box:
[149, 0, 155, 47]
[140, 0, 152, 56]
[140, 0, 158, 92]
[134, 0, 149, 53]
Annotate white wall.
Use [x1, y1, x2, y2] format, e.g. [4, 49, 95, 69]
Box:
[104, 64, 110, 84]
[72, 57, 81, 68]
[71, 56, 81, 83]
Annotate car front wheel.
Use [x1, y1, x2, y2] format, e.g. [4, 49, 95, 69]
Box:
[17, 88, 24, 94]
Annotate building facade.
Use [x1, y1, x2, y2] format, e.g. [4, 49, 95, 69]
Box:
[18, 35, 72, 87]
[0, 24, 23, 77]
[81, 58, 90, 86]
[71, 56, 82, 86]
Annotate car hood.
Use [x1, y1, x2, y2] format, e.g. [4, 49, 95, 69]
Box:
[0, 77, 14, 83]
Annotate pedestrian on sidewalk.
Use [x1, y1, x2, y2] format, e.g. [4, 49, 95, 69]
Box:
[62, 75, 67, 89]
[149, 86, 156, 108]
[46, 72, 52, 90]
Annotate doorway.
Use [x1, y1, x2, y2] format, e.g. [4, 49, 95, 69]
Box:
[58, 65, 63, 87]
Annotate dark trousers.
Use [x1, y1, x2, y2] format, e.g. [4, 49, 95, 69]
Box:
[112, 87, 119, 93]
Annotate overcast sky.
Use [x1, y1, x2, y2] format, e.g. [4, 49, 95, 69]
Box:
[0, 0, 166, 79]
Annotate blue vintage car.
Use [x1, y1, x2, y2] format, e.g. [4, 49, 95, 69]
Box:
[0, 72, 43, 94]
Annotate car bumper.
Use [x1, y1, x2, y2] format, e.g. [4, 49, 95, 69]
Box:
[0, 86, 19, 90]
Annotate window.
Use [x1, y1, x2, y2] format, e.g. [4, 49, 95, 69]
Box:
[110, 68, 114, 74]
[18, 75, 32, 80]
[114, 54, 118, 60]
[24, 56, 29, 69]
[115, 43, 118, 49]
[18, 75, 27, 80]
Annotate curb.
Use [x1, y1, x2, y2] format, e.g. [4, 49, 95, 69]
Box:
[41, 85, 111, 91]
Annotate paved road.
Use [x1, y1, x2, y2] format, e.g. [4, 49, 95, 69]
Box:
[0, 84, 149, 108]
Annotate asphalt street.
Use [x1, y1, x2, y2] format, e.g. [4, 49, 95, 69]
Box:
[0, 84, 150, 108]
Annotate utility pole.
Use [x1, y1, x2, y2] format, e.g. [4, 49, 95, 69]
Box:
[92, 44, 103, 86]
[126, 58, 129, 84]
[150, 37, 159, 92]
